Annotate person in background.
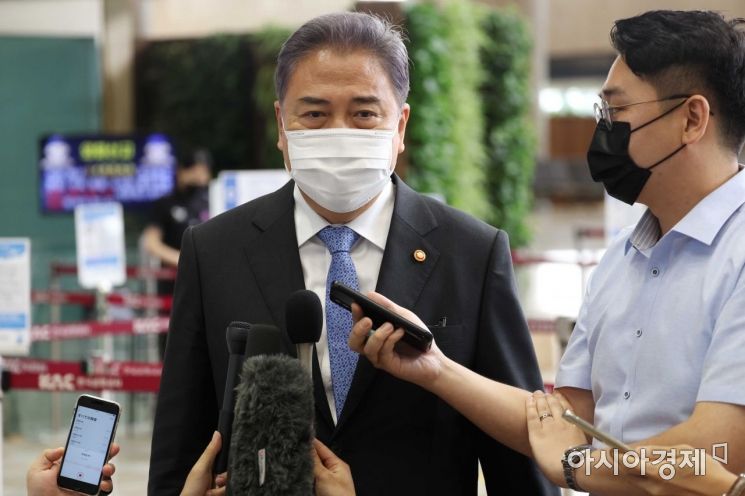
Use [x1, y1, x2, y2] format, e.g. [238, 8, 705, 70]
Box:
[26, 444, 119, 496]
[142, 148, 212, 357]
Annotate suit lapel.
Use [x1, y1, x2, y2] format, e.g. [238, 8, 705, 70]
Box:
[334, 176, 440, 434]
[243, 180, 336, 430]
[243, 181, 305, 342]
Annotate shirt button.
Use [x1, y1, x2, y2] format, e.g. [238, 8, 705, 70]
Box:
[651, 267, 660, 277]
[635, 329, 643, 337]
[623, 391, 631, 399]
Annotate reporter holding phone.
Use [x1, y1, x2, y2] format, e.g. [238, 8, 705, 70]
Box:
[349, 9, 745, 495]
[25, 443, 119, 496]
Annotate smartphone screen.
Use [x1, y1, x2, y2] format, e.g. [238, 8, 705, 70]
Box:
[58, 395, 119, 494]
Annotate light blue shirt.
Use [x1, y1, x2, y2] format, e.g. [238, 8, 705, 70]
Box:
[556, 168, 745, 444]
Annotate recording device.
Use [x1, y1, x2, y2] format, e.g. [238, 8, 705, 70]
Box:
[329, 281, 433, 352]
[57, 394, 120, 495]
[214, 321, 252, 475]
[562, 409, 632, 451]
[285, 289, 323, 376]
[229, 330, 314, 495]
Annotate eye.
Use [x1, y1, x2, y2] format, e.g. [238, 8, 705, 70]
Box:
[302, 111, 325, 119]
[355, 110, 379, 119]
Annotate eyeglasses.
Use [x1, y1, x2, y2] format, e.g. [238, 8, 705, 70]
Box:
[593, 94, 690, 130]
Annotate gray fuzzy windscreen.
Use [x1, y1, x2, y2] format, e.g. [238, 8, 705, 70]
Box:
[228, 354, 314, 495]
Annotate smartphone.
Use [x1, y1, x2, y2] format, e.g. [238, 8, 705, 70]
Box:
[329, 281, 434, 352]
[58, 394, 120, 495]
[562, 409, 632, 451]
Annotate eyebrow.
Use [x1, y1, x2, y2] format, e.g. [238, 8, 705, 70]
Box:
[599, 87, 626, 99]
[295, 95, 383, 106]
[297, 96, 330, 105]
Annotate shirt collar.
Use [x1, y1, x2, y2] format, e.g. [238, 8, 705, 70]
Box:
[293, 180, 395, 250]
[627, 167, 745, 253]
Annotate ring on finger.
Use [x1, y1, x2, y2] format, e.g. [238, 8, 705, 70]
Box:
[538, 412, 553, 421]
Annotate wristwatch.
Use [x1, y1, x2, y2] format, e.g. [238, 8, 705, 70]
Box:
[725, 474, 745, 496]
[562, 444, 592, 491]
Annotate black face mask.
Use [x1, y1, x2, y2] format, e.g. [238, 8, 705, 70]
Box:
[587, 100, 687, 205]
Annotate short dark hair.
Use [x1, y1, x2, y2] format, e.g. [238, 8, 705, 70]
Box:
[177, 147, 213, 170]
[611, 10, 745, 153]
[275, 12, 410, 106]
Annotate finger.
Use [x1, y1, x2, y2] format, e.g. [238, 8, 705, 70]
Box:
[100, 478, 113, 494]
[215, 472, 227, 487]
[525, 395, 540, 431]
[545, 393, 566, 419]
[351, 302, 364, 324]
[349, 316, 373, 353]
[206, 487, 226, 496]
[553, 391, 573, 412]
[379, 328, 405, 362]
[108, 442, 120, 459]
[200, 432, 222, 466]
[362, 323, 395, 366]
[43, 447, 65, 465]
[102, 462, 116, 477]
[533, 391, 554, 423]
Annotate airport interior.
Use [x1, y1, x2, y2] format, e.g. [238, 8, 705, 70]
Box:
[2, 1, 745, 495]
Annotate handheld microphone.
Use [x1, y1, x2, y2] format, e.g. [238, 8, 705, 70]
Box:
[214, 321, 251, 475]
[285, 290, 323, 376]
[229, 351, 314, 495]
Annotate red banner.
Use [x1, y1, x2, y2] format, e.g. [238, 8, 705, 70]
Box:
[3, 358, 161, 393]
[31, 290, 172, 311]
[51, 262, 177, 281]
[30, 317, 169, 342]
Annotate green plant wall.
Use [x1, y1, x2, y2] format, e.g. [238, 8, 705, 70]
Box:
[480, 7, 535, 247]
[405, 2, 535, 246]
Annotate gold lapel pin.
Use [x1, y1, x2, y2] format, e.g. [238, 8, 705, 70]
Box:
[412, 249, 426, 263]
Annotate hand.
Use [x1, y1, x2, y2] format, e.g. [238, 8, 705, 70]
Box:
[312, 439, 355, 496]
[181, 431, 227, 496]
[525, 390, 587, 487]
[618, 445, 738, 496]
[26, 443, 119, 496]
[347, 292, 446, 388]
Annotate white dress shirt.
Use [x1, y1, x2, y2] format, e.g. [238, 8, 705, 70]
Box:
[293, 181, 395, 424]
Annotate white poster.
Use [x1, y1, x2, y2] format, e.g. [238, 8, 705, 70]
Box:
[0, 238, 31, 356]
[75, 202, 126, 290]
[209, 169, 289, 218]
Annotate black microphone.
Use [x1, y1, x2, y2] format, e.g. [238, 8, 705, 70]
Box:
[244, 323, 285, 358]
[214, 321, 251, 475]
[228, 328, 314, 495]
[285, 290, 323, 376]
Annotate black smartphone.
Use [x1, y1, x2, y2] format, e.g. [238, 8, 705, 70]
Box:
[58, 394, 120, 495]
[329, 281, 434, 352]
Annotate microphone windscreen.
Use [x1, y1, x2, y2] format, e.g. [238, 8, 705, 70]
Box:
[244, 324, 284, 358]
[285, 290, 323, 344]
[229, 355, 314, 495]
[226, 322, 251, 354]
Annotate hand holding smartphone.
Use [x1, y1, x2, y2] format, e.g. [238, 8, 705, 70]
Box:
[57, 394, 120, 495]
[329, 281, 434, 352]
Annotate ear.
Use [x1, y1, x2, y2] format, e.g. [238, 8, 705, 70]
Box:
[681, 95, 711, 145]
[396, 103, 411, 154]
[274, 101, 285, 151]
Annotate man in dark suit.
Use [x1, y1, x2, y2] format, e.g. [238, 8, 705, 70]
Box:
[149, 12, 556, 495]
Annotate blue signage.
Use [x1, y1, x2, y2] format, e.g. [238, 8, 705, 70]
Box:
[39, 133, 176, 213]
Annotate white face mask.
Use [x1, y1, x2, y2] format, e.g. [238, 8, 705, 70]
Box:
[284, 128, 396, 213]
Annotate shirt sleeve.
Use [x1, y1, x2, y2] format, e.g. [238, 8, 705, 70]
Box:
[555, 277, 594, 391]
[696, 271, 745, 406]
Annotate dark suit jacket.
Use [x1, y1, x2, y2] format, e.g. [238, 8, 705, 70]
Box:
[148, 176, 558, 495]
